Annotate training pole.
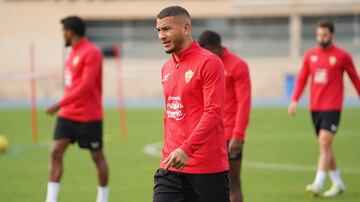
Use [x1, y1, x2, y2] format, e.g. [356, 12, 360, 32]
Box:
[29, 44, 38, 142]
[114, 43, 128, 141]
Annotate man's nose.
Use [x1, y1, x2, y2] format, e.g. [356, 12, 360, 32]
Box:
[158, 31, 166, 40]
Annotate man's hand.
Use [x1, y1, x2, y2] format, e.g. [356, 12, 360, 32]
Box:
[46, 103, 60, 116]
[228, 137, 243, 156]
[288, 101, 298, 116]
[163, 148, 189, 171]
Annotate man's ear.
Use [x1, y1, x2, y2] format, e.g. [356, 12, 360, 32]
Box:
[331, 33, 336, 40]
[184, 23, 191, 36]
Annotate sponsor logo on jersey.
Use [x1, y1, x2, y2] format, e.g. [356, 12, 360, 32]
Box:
[314, 68, 328, 84]
[166, 96, 185, 121]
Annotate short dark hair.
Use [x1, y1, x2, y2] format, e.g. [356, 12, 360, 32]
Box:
[157, 6, 191, 19]
[317, 19, 335, 34]
[61, 16, 86, 37]
[198, 30, 222, 48]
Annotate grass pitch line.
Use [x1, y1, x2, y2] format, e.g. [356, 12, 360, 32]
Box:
[143, 142, 360, 174]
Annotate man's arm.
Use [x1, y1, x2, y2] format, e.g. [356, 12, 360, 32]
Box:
[288, 53, 310, 115]
[344, 53, 360, 97]
[59, 50, 102, 107]
[232, 62, 251, 141]
[228, 62, 251, 155]
[180, 56, 225, 157]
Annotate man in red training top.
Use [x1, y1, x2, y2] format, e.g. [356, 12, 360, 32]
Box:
[288, 20, 360, 198]
[154, 6, 229, 202]
[45, 16, 109, 202]
[198, 30, 251, 202]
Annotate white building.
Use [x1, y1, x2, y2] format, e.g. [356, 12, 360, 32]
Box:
[1, 0, 360, 105]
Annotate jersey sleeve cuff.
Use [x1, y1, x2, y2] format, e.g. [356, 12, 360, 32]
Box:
[58, 100, 66, 107]
[232, 132, 245, 141]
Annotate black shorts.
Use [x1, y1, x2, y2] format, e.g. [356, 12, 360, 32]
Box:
[153, 169, 229, 202]
[54, 116, 103, 150]
[227, 141, 243, 161]
[311, 111, 341, 136]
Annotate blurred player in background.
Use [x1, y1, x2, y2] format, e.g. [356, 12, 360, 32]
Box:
[288, 20, 360, 197]
[198, 30, 251, 202]
[154, 6, 229, 202]
[45, 16, 109, 202]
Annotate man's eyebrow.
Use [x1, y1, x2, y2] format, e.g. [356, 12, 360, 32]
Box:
[157, 25, 172, 30]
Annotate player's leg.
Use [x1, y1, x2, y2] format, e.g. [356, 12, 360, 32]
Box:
[48, 139, 71, 182]
[78, 120, 109, 202]
[323, 151, 345, 196]
[306, 129, 333, 196]
[186, 171, 230, 202]
[318, 129, 334, 172]
[320, 111, 345, 197]
[46, 117, 73, 202]
[306, 111, 325, 196]
[229, 161, 243, 202]
[90, 149, 109, 202]
[318, 130, 344, 196]
[90, 149, 109, 186]
[46, 139, 71, 202]
[329, 151, 337, 170]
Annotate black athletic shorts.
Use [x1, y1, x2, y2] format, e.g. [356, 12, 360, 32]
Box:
[227, 141, 243, 161]
[311, 111, 341, 136]
[153, 169, 229, 202]
[54, 116, 103, 150]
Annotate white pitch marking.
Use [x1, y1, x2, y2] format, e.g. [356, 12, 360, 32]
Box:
[143, 142, 360, 174]
[143, 142, 163, 157]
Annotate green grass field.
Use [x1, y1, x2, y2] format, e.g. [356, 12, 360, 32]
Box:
[0, 107, 359, 202]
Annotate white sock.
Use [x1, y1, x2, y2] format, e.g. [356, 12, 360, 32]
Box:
[96, 186, 109, 202]
[329, 169, 345, 188]
[313, 170, 327, 189]
[45, 182, 60, 202]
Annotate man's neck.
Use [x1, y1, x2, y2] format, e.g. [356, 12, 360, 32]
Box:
[215, 47, 224, 57]
[71, 37, 84, 47]
[173, 37, 193, 62]
[319, 43, 333, 50]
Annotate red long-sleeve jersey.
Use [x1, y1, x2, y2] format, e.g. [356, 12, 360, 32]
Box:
[292, 45, 360, 111]
[221, 48, 251, 141]
[160, 41, 228, 174]
[59, 38, 103, 122]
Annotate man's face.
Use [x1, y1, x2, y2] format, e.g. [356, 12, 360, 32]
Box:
[316, 27, 334, 48]
[156, 16, 188, 54]
[62, 27, 72, 47]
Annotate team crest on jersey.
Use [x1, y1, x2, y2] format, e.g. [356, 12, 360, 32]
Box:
[72, 56, 80, 66]
[329, 56, 337, 66]
[310, 55, 318, 63]
[185, 70, 194, 84]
